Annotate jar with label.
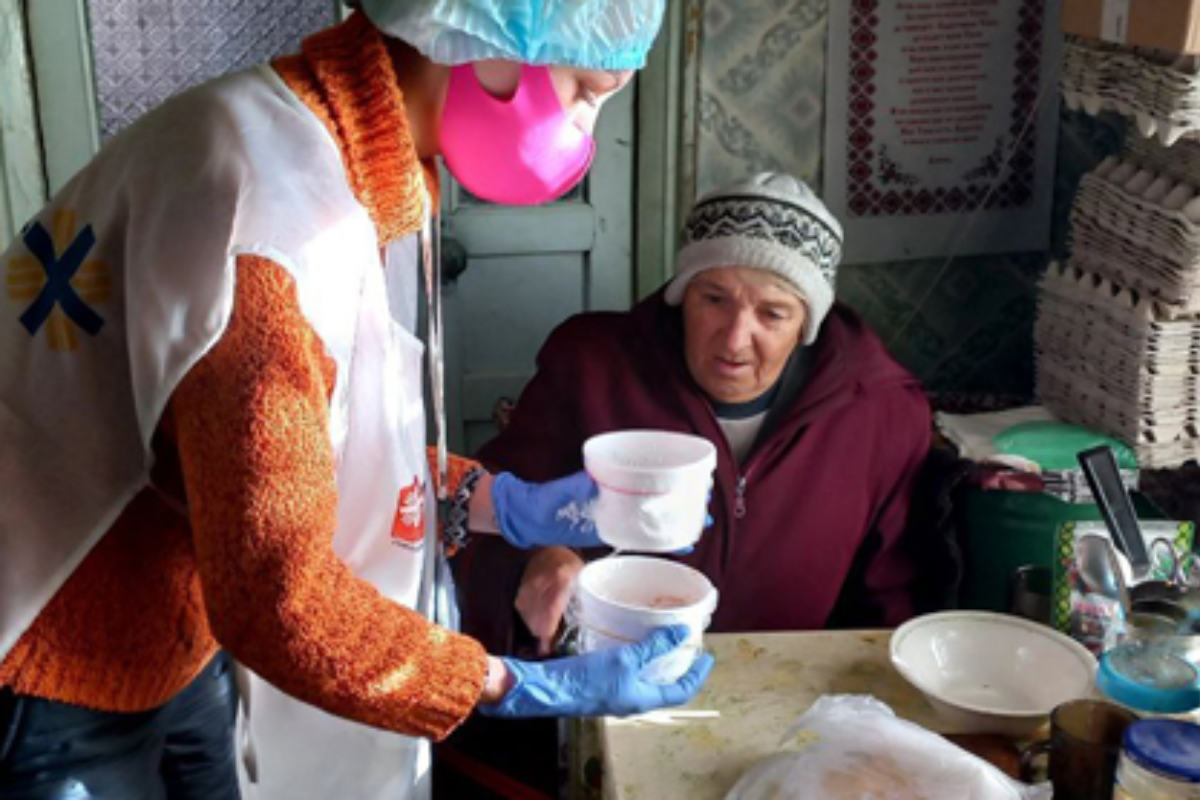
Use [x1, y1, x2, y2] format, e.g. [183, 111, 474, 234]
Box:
[1096, 644, 1200, 719]
[1112, 719, 1200, 799]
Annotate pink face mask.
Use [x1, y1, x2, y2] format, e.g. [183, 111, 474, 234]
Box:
[439, 64, 596, 206]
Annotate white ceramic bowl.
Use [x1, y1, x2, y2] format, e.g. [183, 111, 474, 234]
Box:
[890, 611, 1097, 737]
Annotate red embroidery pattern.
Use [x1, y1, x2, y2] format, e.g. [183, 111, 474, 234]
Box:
[845, 0, 1042, 218]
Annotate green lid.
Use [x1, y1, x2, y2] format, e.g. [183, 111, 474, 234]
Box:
[994, 421, 1138, 472]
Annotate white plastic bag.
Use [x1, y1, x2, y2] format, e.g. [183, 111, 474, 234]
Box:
[725, 696, 1051, 800]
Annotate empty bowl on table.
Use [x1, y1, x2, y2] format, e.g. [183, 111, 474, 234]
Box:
[890, 611, 1097, 737]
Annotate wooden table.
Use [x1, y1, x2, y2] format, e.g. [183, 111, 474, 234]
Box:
[598, 630, 957, 800]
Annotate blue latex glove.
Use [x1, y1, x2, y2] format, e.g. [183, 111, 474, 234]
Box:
[480, 625, 715, 718]
[491, 470, 603, 549]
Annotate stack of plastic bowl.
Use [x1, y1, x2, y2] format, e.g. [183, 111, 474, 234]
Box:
[574, 430, 720, 682]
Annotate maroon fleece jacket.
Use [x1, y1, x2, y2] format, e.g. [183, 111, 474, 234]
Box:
[457, 291, 931, 637]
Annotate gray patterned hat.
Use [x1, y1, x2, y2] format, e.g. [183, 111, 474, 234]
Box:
[666, 173, 844, 344]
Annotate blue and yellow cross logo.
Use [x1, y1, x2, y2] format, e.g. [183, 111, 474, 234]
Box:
[7, 210, 109, 352]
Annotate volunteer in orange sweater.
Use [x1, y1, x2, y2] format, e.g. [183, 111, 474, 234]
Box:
[0, 2, 713, 799]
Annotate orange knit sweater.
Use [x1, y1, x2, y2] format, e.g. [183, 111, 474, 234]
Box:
[0, 13, 488, 741]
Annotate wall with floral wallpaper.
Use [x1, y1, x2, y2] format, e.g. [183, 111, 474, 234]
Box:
[694, 0, 1124, 398]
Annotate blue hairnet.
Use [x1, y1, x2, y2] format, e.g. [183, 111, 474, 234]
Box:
[358, 0, 667, 70]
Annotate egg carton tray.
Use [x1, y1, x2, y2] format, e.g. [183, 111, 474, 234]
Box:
[1037, 313, 1200, 361]
[1033, 270, 1200, 435]
[1067, 174, 1200, 309]
[1036, 267, 1200, 381]
[1125, 136, 1200, 188]
[1036, 372, 1200, 419]
[1035, 344, 1200, 409]
[1035, 340, 1200, 419]
[1035, 398, 1200, 470]
[1040, 262, 1200, 326]
[1038, 364, 1200, 450]
[1035, 340, 1200, 418]
[1038, 314, 1200, 358]
[1068, 242, 1200, 313]
[1036, 291, 1200, 363]
[1061, 39, 1200, 145]
[1075, 162, 1200, 246]
[1061, 43, 1200, 102]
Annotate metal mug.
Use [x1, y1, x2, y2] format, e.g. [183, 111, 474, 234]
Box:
[1019, 698, 1138, 800]
[1008, 565, 1053, 625]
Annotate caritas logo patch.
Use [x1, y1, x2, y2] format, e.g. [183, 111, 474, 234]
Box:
[391, 477, 426, 549]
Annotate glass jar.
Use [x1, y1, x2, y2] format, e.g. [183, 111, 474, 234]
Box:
[1112, 719, 1200, 799]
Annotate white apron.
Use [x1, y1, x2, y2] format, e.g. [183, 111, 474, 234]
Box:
[0, 65, 447, 800]
[234, 233, 441, 800]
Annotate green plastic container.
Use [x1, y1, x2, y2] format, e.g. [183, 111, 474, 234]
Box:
[993, 421, 1138, 472]
[960, 489, 1162, 612]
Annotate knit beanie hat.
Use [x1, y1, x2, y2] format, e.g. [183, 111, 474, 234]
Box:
[665, 173, 844, 345]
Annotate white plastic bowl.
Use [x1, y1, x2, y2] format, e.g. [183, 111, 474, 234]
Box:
[890, 611, 1097, 737]
[575, 555, 718, 684]
[583, 430, 716, 552]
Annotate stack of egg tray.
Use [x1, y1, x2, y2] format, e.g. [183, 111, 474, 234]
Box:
[1035, 262, 1200, 468]
[1124, 136, 1200, 185]
[1061, 37, 1200, 145]
[1068, 154, 1200, 313]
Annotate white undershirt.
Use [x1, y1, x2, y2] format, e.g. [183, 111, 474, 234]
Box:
[717, 412, 768, 465]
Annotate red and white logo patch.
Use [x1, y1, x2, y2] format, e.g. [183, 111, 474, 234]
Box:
[391, 477, 426, 549]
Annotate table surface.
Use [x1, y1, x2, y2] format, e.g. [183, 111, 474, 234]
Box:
[599, 630, 956, 800]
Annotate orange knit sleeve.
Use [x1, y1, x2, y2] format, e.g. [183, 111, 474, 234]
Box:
[427, 447, 483, 498]
[427, 448, 485, 557]
[170, 254, 487, 740]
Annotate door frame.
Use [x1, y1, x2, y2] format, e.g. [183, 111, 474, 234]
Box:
[440, 75, 638, 454]
[0, 0, 47, 242]
[634, 0, 704, 299]
[26, 0, 98, 196]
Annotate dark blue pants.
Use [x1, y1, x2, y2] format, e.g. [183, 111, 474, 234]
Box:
[0, 653, 239, 800]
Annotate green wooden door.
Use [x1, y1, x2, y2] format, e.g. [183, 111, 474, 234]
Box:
[441, 83, 636, 455]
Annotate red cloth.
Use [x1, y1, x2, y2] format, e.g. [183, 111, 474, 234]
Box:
[458, 291, 932, 635]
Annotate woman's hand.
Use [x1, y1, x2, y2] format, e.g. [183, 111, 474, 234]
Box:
[516, 547, 586, 656]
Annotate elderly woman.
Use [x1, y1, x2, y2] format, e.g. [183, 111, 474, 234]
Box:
[455, 173, 933, 659]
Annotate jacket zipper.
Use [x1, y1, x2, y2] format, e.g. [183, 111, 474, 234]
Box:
[734, 458, 763, 520]
[724, 388, 860, 523]
[700, 386, 835, 527]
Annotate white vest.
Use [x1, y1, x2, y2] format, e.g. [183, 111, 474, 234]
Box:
[0, 66, 438, 800]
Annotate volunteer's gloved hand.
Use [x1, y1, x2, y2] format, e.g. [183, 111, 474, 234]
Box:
[480, 625, 714, 718]
[491, 470, 602, 549]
